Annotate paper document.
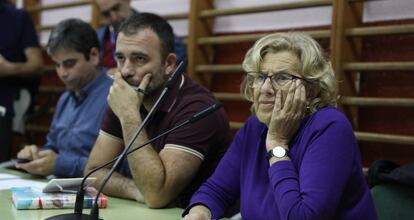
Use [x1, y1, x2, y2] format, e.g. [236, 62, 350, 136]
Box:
[0, 160, 17, 169]
[0, 178, 46, 190]
[0, 173, 21, 180]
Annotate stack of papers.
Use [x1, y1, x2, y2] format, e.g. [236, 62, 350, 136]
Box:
[0, 173, 46, 190]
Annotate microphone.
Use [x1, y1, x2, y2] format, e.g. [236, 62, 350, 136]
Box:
[45, 58, 186, 220]
[165, 57, 186, 89]
[44, 103, 222, 220]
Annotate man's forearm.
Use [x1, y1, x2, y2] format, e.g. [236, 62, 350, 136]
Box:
[91, 168, 144, 202]
[0, 48, 43, 76]
[1, 61, 43, 76]
[121, 119, 167, 205]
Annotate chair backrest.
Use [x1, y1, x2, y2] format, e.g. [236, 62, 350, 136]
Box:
[371, 183, 414, 220]
[12, 88, 31, 134]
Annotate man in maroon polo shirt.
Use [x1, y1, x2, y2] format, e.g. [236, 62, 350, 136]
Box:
[85, 13, 231, 208]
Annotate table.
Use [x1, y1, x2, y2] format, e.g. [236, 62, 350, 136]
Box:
[0, 169, 183, 220]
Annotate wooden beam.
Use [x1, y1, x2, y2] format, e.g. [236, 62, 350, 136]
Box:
[196, 64, 243, 73]
[35, 24, 53, 32]
[330, 0, 363, 128]
[355, 132, 414, 145]
[200, 0, 332, 18]
[187, 0, 215, 86]
[344, 62, 414, 71]
[39, 86, 65, 93]
[26, 124, 50, 133]
[230, 121, 244, 130]
[199, 33, 268, 45]
[26, 0, 90, 12]
[341, 97, 414, 107]
[33, 106, 55, 114]
[96, 13, 188, 27]
[214, 92, 245, 101]
[24, 0, 41, 29]
[198, 30, 330, 45]
[43, 65, 55, 73]
[347, 24, 414, 37]
[163, 13, 188, 20]
[90, 0, 100, 29]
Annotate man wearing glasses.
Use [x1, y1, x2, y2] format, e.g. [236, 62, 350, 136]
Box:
[95, 0, 186, 75]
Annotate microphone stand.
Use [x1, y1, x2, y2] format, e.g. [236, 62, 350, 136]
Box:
[80, 103, 224, 211]
[45, 59, 187, 220]
[43, 102, 221, 219]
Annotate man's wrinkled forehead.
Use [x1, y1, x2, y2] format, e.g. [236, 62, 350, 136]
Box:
[116, 30, 161, 55]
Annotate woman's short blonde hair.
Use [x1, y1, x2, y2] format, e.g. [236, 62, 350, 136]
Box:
[241, 32, 338, 113]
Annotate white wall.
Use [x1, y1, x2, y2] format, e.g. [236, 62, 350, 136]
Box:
[40, 0, 92, 45]
[131, 0, 189, 38]
[39, 0, 414, 45]
[213, 0, 414, 33]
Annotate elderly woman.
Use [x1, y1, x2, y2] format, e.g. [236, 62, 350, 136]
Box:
[182, 32, 377, 220]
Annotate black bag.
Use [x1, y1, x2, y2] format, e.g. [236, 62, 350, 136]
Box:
[367, 160, 414, 188]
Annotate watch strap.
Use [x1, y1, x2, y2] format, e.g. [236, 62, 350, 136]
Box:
[267, 146, 288, 160]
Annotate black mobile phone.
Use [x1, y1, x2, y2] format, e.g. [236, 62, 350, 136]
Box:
[14, 158, 32, 164]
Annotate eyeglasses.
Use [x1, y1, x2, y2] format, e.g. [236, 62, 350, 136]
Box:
[101, 2, 122, 18]
[246, 72, 308, 89]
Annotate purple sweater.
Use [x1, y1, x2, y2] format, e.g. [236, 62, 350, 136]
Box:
[184, 107, 377, 220]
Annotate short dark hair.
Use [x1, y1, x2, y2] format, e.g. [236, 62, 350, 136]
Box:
[118, 12, 175, 61]
[47, 18, 100, 60]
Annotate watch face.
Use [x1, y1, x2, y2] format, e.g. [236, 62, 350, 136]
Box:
[273, 147, 287, 158]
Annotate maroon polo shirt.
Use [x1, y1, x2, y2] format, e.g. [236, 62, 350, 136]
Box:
[100, 74, 232, 207]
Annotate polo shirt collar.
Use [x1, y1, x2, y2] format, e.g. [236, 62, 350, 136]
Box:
[70, 68, 107, 105]
[157, 74, 185, 113]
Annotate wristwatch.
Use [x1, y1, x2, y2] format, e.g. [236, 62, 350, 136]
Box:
[267, 146, 289, 160]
